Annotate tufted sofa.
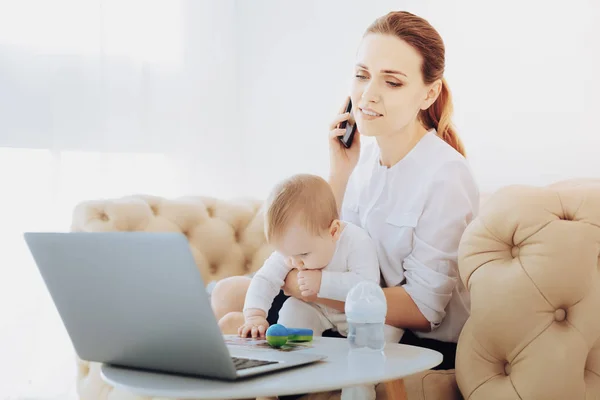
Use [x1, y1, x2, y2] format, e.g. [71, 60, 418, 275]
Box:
[456, 178, 600, 399]
[70, 179, 600, 400]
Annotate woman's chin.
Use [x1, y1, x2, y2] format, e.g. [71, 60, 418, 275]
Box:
[357, 128, 378, 138]
[355, 124, 371, 136]
[356, 121, 385, 138]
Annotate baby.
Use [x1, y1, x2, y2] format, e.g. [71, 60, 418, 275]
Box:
[238, 173, 380, 341]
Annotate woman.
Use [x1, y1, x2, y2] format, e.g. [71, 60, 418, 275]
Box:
[212, 10, 479, 371]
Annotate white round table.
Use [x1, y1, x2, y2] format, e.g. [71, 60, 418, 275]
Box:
[101, 336, 443, 399]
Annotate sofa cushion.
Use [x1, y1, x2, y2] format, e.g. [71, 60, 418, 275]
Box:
[456, 179, 600, 399]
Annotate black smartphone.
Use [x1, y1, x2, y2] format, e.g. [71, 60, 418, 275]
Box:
[338, 98, 357, 148]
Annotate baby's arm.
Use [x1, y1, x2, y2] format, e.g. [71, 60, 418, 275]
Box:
[239, 251, 292, 337]
[318, 234, 380, 302]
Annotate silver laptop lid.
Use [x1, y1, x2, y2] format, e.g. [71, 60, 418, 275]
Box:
[24, 232, 237, 379]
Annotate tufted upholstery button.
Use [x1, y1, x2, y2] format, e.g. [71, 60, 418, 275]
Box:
[511, 246, 519, 258]
[504, 362, 512, 375]
[206, 206, 214, 218]
[99, 213, 109, 222]
[209, 263, 218, 274]
[554, 308, 566, 322]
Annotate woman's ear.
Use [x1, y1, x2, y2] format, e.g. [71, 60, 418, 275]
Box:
[420, 79, 442, 110]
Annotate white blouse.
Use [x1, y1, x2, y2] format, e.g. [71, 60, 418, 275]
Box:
[340, 130, 480, 343]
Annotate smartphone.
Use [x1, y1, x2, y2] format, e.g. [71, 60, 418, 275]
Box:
[338, 98, 357, 148]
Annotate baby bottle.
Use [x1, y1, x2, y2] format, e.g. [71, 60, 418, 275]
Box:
[345, 280, 387, 352]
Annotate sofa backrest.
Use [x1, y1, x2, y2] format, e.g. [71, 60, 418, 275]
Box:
[71, 194, 274, 284]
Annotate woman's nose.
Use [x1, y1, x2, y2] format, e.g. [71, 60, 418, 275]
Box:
[361, 83, 380, 103]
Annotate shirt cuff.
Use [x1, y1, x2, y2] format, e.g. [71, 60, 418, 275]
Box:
[243, 295, 272, 314]
[403, 279, 453, 329]
[318, 270, 340, 301]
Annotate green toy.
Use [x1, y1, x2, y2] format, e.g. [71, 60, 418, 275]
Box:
[266, 324, 314, 348]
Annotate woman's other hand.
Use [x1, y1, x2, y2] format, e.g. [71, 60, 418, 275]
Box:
[329, 96, 361, 181]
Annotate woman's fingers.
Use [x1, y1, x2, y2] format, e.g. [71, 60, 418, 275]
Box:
[329, 128, 347, 140]
[329, 112, 350, 131]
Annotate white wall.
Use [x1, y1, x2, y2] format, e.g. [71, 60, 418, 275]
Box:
[0, 2, 240, 398]
[0, 0, 242, 199]
[235, 0, 399, 198]
[235, 0, 600, 198]
[4, 0, 597, 201]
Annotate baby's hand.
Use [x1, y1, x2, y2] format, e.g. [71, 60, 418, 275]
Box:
[297, 270, 322, 298]
[238, 316, 269, 338]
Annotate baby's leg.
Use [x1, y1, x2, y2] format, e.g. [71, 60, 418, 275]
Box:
[217, 311, 245, 335]
[210, 276, 251, 320]
[277, 298, 334, 336]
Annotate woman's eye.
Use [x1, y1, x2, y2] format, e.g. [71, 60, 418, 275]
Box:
[355, 74, 368, 80]
[387, 81, 402, 87]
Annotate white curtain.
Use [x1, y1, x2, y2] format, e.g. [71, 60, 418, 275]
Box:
[0, 1, 237, 398]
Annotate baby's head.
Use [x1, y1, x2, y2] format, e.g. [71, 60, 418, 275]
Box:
[264, 174, 341, 270]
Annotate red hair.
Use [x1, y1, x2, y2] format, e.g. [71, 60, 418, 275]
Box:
[366, 11, 466, 157]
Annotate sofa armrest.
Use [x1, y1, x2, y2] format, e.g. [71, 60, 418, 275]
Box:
[456, 179, 600, 399]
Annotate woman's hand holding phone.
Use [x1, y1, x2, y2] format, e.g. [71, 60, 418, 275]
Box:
[329, 96, 361, 181]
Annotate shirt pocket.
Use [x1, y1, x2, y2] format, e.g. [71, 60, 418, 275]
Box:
[382, 211, 419, 260]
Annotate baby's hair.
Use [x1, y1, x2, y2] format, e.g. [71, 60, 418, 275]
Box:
[264, 173, 339, 243]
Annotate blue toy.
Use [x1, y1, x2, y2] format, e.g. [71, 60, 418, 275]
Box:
[266, 324, 314, 348]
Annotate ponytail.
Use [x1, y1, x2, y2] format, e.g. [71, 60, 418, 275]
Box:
[419, 78, 465, 157]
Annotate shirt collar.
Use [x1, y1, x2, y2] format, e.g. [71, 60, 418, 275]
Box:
[374, 128, 437, 173]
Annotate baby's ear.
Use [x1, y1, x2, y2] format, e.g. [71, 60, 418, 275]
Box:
[329, 219, 342, 239]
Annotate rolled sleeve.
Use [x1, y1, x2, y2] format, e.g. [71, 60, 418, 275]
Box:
[243, 251, 292, 313]
[402, 161, 478, 330]
[319, 239, 380, 301]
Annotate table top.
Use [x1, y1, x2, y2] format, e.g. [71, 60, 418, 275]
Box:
[101, 336, 442, 399]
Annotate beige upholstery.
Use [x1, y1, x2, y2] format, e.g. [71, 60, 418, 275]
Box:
[71, 194, 273, 282]
[69, 179, 600, 399]
[456, 179, 600, 399]
[71, 194, 274, 400]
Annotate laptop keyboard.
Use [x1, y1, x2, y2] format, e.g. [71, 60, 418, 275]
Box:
[232, 356, 279, 371]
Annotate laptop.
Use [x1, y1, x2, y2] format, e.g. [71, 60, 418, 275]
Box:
[23, 231, 326, 380]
